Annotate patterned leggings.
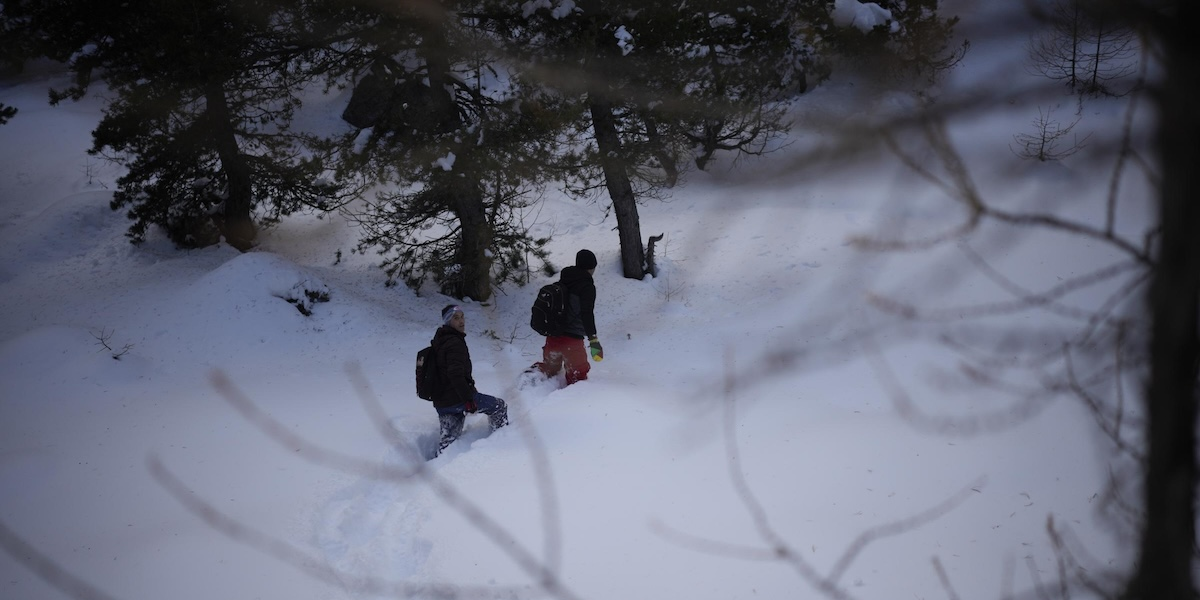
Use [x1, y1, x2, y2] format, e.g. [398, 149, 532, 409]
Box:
[436, 392, 508, 453]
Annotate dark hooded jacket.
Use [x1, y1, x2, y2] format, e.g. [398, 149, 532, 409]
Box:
[431, 324, 477, 408]
[559, 265, 597, 339]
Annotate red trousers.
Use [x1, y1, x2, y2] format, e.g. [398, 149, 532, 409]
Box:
[537, 336, 590, 385]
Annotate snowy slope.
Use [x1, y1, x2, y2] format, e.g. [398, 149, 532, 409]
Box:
[0, 8, 1146, 600]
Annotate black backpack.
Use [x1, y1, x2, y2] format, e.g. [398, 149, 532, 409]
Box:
[530, 281, 568, 336]
[415, 343, 442, 401]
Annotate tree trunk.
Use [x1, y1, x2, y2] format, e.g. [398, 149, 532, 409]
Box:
[694, 117, 725, 171]
[589, 97, 646, 279]
[423, 3, 488, 300]
[1068, 2, 1082, 90]
[419, 6, 460, 135]
[449, 179, 493, 302]
[1127, 2, 1199, 598]
[205, 83, 255, 251]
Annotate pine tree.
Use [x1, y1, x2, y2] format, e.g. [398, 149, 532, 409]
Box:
[1028, 0, 1137, 96]
[659, 0, 812, 170]
[810, 0, 966, 87]
[486, 0, 818, 278]
[484, 0, 961, 279]
[337, 1, 563, 301]
[4, 0, 357, 249]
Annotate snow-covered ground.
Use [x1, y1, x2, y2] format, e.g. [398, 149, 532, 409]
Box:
[0, 5, 1149, 600]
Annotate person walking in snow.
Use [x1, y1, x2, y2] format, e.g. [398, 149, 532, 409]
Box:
[431, 304, 508, 454]
[532, 249, 604, 386]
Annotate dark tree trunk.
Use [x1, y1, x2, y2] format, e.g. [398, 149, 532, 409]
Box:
[645, 233, 664, 278]
[589, 97, 646, 279]
[424, 5, 488, 300]
[205, 83, 255, 251]
[419, 8, 461, 135]
[1068, 2, 1083, 90]
[1127, 2, 1199, 598]
[694, 117, 725, 171]
[449, 179, 493, 302]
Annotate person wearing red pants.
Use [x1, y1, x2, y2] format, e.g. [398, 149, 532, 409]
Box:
[533, 249, 604, 386]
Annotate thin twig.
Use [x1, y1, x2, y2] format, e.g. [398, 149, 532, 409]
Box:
[207, 368, 582, 600]
[722, 349, 857, 600]
[0, 520, 123, 600]
[827, 480, 983, 586]
[932, 556, 963, 600]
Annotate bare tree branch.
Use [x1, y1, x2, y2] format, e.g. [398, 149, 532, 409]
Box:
[648, 520, 780, 562]
[148, 456, 520, 599]
[827, 479, 983, 586]
[863, 335, 1059, 436]
[932, 555, 963, 600]
[720, 349, 858, 600]
[868, 245, 1143, 323]
[0, 520, 123, 600]
[343, 362, 567, 584]
[206, 368, 583, 600]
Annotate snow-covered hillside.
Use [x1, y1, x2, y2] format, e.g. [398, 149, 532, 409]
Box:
[0, 5, 1147, 600]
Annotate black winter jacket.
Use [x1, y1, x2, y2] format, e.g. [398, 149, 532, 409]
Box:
[431, 325, 477, 408]
[559, 265, 597, 339]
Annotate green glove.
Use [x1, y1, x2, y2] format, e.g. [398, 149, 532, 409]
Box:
[588, 335, 604, 362]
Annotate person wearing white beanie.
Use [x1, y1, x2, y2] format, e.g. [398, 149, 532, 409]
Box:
[429, 304, 508, 453]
